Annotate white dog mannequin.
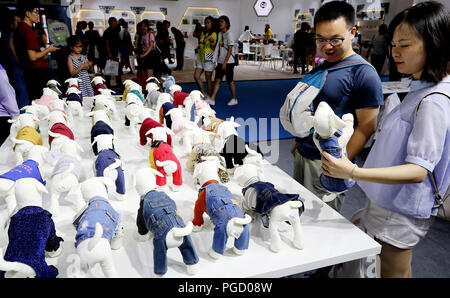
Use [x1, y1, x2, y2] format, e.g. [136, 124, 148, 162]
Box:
[91, 76, 106, 87]
[86, 108, 113, 127]
[192, 156, 252, 259]
[92, 95, 119, 121]
[65, 78, 82, 88]
[146, 82, 161, 110]
[65, 87, 84, 121]
[20, 102, 50, 121]
[0, 178, 62, 278]
[8, 112, 39, 139]
[48, 133, 85, 161]
[125, 93, 145, 135]
[133, 168, 200, 277]
[73, 177, 124, 278]
[42, 87, 60, 101]
[234, 164, 304, 252]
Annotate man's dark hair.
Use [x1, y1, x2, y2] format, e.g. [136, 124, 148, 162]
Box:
[388, 1, 450, 83]
[108, 17, 117, 26]
[314, 1, 355, 29]
[17, 1, 38, 19]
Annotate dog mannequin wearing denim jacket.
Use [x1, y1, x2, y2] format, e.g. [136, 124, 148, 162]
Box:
[73, 177, 123, 278]
[192, 156, 252, 259]
[65, 86, 83, 121]
[234, 164, 305, 252]
[133, 168, 200, 277]
[306, 101, 355, 194]
[0, 178, 63, 278]
[47, 151, 87, 217]
[0, 145, 49, 216]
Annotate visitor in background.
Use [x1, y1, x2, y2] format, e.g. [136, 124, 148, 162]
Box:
[368, 24, 389, 75]
[193, 16, 218, 100]
[15, 4, 59, 104]
[84, 21, 100, 73]
[103, 17, 122, 92]
[209, 15, 238, 106]
[352, 24, 362, 54]
[322, 1, 449, 278]
[3, 10, 29, 109]
[135, 21, 156, 79]
[119, 19, 133, 74]
[171, 27, 185, 71]
[292, 22, 311, 75]
[67, 35, 94, 98]
[193, 23, 204, 56]
[238, 25, 254, 51]
[263, 24, 272, 44]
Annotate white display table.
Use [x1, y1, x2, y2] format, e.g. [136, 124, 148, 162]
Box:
[0, 97, 380, 278]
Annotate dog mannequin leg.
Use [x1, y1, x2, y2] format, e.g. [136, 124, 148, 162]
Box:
[289, 214, 304, 250]
[268, 220, 282, 253]
[15, 151, 24, 165]
[4, 193, 17, 216]
[48, 192, 61, 217]
[100, 254, 117, 278]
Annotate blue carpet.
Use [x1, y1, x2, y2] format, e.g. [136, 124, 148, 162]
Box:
[180, 79, 299, 142]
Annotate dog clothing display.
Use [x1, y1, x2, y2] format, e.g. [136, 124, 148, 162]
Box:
[220, 134, 248, 169]
[159, 102, 175, 128]
[139, 117, 173, 147]
[0, 159, 46, 185]
[173, 90, 190, 108]
[95, 149, 125, 195]
[194, 181, 250, 254]
[0, 206, 63, 278]
[14, 126, 43, 150]
[146, 89, 160, 109]
[49, 122, 75, 147]
[36, 95, 54, 111]
[242, 179, 303, 228]
[136, 190, 199, 275]
[73, 196, 121, 247]
[93, 83, 107, 95]
[149, 141, 182, 187]
[128, 89, 144, 103]
[51, 154, 86, 181]
[66, 92, 82, 104]
[186, 142, 230, 183]
[315, 129, 355, 192]
[90, 120, 115, 155]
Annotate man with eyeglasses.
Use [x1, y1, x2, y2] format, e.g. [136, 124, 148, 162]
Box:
[14, 3, 60, 105]
[292, 2, 383, 218]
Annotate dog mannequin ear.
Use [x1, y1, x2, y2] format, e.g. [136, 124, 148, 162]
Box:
[329, 114, 346, 130]
[165, 127, 175, 136]
[99, 177, 115, 190]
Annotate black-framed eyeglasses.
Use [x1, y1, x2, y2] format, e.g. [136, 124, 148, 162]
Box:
[314, 37, 346, 47]
[31, 10, 39, 15]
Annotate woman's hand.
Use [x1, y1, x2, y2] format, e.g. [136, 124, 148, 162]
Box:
[321, 151, 356, 179]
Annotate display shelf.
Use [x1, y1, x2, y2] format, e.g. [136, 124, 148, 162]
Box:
[140, 10, 166, 28]
[74, 9, 106, 35]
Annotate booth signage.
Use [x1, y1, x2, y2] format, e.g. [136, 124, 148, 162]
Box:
[253, 0, 273, 17]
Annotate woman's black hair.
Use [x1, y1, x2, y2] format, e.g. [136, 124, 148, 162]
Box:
[378, 23, 388, 35]
[67, 35, 82, 48]
[219, 15, 230, 30]
[204, 16, 216, 34]
[388, 1, 450, 83]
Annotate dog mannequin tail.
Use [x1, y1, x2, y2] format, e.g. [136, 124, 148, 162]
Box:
[88, 223, 103, 252]
[0, 248, 36, 277]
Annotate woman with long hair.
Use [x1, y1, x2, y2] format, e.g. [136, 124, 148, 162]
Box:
[193, 16, 218, 100]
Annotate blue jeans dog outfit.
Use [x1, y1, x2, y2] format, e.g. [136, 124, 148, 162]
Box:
[242, 181, 304, 228]
[200, 183, 250, 254]
[73, 196, 121, 247]
[136, 190, 199, 275]
[95, 149, 125, 195]
[0, 206, 63, 278]
[315, 129, 355, 192]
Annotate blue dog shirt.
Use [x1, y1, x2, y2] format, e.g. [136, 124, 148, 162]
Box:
[0, 159, 46, 185]
[95, 149, 125, 195]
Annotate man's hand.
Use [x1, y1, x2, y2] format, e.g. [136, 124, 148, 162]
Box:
[221, 63, 227, 70]
[46, 44, 60, 53]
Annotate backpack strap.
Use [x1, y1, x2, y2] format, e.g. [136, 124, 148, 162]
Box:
[327, 59, 372, 72]
[413, 90, 450, 209]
